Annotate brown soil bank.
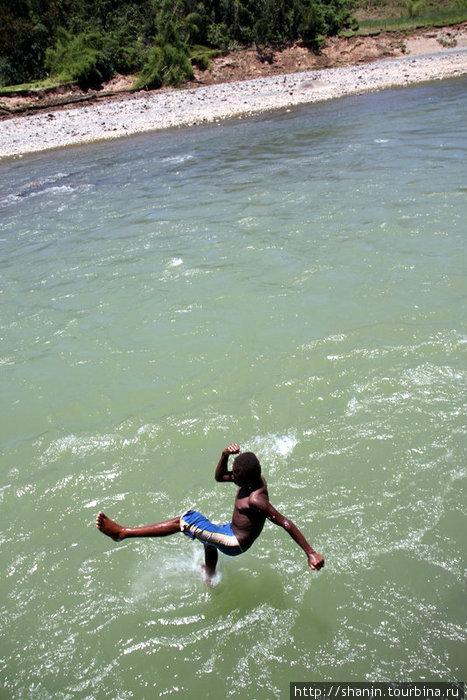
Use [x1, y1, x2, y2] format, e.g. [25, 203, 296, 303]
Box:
[191, 22, 467, 84]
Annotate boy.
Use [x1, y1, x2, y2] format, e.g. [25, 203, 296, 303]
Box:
[96, 443, 324, 583]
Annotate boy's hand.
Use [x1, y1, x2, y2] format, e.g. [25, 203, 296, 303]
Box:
[307, 551, 324, 571]
[223, 443, 240, 455]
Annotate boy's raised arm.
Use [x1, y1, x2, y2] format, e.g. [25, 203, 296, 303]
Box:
[215, 443, 240, 482]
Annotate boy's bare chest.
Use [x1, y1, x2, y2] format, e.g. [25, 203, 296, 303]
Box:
[234, 494, 252, 516]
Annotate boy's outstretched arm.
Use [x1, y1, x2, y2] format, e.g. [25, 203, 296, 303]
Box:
[215, 443, 240, 482]
[250, 491, 324, 571]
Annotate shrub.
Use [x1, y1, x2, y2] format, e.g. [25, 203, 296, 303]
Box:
[206, 22, 231, 51]
[135, 38, 193, 89]
[405, 0, 426, 16]
[190, 45, 222, 71]
[45, 28, 114, 89]
[300, 3, 327, 48]
[134, 5, 200, 89]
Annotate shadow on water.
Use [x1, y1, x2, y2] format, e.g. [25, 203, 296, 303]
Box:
[209, 559, 289, 615]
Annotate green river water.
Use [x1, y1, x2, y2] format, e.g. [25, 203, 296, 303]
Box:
[1, 76, 466, 699]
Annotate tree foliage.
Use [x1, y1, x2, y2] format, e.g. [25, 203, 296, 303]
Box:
[45, 28, 114, 88]
[134, 1, 201, 88]
[0, 0, 356, 88]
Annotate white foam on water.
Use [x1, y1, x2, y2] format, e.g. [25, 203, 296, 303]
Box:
[128, 545, 223, 607]
[247, 432, 298, 473]
[162, 154, 194, 165]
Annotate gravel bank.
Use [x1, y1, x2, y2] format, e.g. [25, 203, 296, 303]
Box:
[1, 48, 466, 159]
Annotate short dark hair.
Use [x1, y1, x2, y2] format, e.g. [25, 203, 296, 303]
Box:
[233, 451, 261, 483]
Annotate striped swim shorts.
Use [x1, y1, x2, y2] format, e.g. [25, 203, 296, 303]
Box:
[180, 509, 243, 556]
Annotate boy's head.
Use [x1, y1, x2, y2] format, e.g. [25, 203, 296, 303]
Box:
[232, 451, 261, 486]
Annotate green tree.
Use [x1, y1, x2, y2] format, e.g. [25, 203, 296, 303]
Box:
[135, 1, 202, 88]
[0, 0, 52, 85]
[45, 27, 113, 88]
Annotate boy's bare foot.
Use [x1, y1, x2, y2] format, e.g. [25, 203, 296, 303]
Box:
[201, 564, 215, 587]
[96, 511, 126, 541]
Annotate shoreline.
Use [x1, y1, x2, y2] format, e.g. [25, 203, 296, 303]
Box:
[1, 47, 466, 159]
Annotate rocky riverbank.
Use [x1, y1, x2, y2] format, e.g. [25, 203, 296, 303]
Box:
[1, 41, 466, 159]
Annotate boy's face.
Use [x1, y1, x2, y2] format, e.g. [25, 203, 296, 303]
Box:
[232, 461, 245, 486]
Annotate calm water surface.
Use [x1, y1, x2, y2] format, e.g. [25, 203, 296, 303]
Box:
[1, 77, 466, 699]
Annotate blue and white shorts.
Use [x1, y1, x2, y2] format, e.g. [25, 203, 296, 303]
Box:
[180, 509, 243, 556]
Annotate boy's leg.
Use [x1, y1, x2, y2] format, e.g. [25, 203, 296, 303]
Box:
[96, 511, 181, 541]
[203, 543, 218, 581]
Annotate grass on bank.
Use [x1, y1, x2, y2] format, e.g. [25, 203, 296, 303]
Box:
[0, 79, 70, 96]
[355, 5, 467, 33]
